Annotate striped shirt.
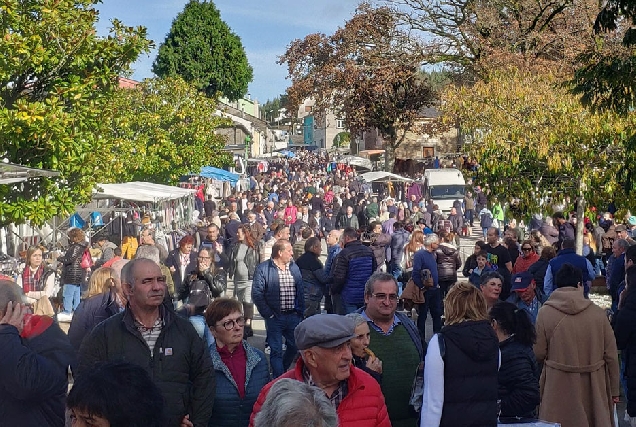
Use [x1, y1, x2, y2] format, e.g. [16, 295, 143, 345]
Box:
[135, 317, 163, 354]
[276, 262, 296, 311]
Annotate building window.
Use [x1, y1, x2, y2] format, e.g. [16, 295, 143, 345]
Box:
[336, 119, 345, 129]
[422, 147, 435, 158]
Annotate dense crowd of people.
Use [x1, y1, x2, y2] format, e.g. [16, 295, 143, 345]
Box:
[3, 150, 636, 426]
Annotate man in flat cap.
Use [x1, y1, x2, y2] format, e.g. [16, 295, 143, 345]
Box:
[249, 314, 391, 427]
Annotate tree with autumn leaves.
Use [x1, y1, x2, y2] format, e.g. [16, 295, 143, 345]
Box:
[279, 3, 436, 171]
[383, 0, 636, 214]
[443, 68, 636, 213]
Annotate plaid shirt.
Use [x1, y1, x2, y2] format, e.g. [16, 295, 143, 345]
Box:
[303, 365, 348, 409]
[276, 262, 296, 311]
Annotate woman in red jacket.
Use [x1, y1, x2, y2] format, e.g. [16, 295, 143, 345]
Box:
[512, 240, 540, 274]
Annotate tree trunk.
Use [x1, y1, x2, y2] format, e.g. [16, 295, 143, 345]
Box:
[384, 142, 396, 172]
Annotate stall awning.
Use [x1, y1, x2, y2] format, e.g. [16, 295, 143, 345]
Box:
[93, 182, 197, 202]
[337, 155, 373, 170]
[361, 171, 413, 182]
[198, 166, 239, 183]
[0, 162, 60, 184]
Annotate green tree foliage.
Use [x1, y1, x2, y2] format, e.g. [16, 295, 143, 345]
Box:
[153, 0, 253, 101]
[0, 0, 151, 226]
[572, 0, 636, 114]
[333, 132, 350, 148]
[102, 77, 233, 183]
[279, 3, 436, 171]
[261, 95, 288, 123]
[443, 67, 636, 212]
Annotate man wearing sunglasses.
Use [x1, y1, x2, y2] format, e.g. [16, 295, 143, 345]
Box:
[360, 272, 425, 427]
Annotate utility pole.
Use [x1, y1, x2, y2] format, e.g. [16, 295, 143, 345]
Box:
[575, 177, 586, 256]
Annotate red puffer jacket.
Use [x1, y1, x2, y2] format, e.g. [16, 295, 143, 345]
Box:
[249, 358, 391, 427]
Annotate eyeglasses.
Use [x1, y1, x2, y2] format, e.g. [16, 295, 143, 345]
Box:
[198, 256, 211, 260]
[371, 293, 399, 302]
[522, 247, 532, 252]
[217, 317, 245, 330]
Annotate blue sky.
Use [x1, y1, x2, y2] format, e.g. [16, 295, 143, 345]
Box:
[95, 0, 360, 103]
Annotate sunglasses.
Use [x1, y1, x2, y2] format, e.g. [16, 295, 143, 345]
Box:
[522, 247, 532, 251]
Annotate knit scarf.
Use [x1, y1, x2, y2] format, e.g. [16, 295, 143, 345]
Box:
[22, 264, 45, 293]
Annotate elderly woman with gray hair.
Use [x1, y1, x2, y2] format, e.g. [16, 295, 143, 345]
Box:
[345, 313, 382, 383]
[254, 379, 338, 427]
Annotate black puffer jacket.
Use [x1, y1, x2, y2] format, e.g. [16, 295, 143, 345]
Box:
[497, 337, 540, 420]
[436, 243, 462, 283]
[296, 251, 329, 288]
[440, 320, 499, 427]
[59, 242, 88, 284]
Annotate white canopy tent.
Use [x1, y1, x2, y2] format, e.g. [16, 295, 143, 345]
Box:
[361, 171, 413, 182]
[337, 155, 373, 170]
[93, 182, 197, 202]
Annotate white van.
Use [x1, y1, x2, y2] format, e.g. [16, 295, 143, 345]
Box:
[423, 168, 466, 214]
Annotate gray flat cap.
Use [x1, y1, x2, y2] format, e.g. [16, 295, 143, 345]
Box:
[294, 314, 356, 351]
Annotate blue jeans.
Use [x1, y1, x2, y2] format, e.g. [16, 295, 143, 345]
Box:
[332, 295, 363, 315]
[343, 301, 364, 314]
[389, 262, 403, 296]
[265, 312, 302, 378]
[466, 209, 474, 226]
[418, 287, 443, 335]
[62, 284, 81, 313]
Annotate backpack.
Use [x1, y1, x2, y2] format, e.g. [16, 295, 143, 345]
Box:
[481, 212, 493, 228]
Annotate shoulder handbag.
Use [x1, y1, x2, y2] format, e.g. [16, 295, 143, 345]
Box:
[422, 268, 435, 288]
[80, 248, 93, 269]
[402, 278, 425, 304]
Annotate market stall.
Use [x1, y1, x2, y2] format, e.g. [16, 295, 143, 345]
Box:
[360, 171, 413, 182]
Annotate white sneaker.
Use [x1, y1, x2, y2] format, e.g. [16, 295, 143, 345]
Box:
[56, 312, 73, 322]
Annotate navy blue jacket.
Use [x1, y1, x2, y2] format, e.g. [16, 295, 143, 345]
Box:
[0, 318, 76, 427]
[331, 240, 376, 305]
[251, 259, 304, 319]
[68, 291, 121, 351]
[207, 341, 271, 427]
[549, 248, 591, 283]
[412, 248, 439, 289]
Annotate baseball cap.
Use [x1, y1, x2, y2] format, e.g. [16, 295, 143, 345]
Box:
[294, 314, 356, 351]
[616, 224, 627, 232]
[511, 272, 534, 292]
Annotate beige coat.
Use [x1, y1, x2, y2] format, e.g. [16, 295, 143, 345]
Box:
[534, 287, 619, 427]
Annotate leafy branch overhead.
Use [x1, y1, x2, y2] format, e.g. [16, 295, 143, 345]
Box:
[0, 0, 152, 226]
[279, 3, 436, 170]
